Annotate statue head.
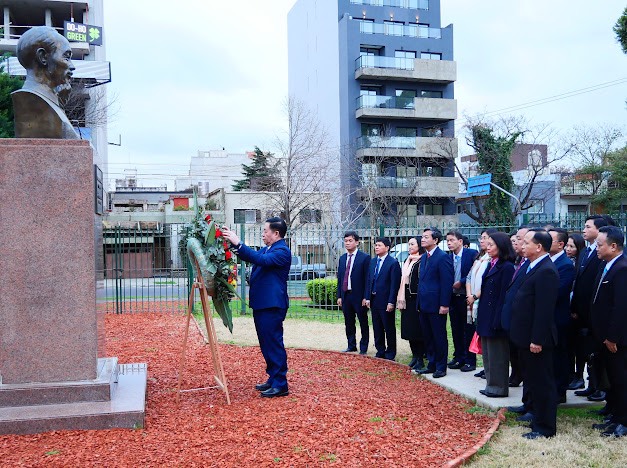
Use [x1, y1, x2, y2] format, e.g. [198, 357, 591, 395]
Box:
[17, 26, 75, 93]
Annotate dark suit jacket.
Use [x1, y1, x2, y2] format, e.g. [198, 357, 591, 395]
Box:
[510, 256, 559, 349]
[501, 259, 528, 331]
[336, 250, 370, 307]
[451, 248, 478, 292]
[236, 239, 291, 310]
[590, 255, 627, 346]
[418, 247, 454, 314]
[571, 247, 604, 328]
[476, 260, 515, 337]
[552, 252, 576, 329]
[365, 255, 401, 310]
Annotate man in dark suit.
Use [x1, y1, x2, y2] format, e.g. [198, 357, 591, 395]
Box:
[446, 230, 478, 372]
[222, 218, 292, 398]
[511, 230, 560, 439]
[417, 227, 454, 378]
[548, 228, 576, 403]
[590, 226, 627, 438]
[572, 215, 608, 399]
[336, 231, 371, 354]
[364, 237, 401, 360]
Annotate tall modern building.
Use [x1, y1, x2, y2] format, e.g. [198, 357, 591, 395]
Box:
[288, 0, 458, 226]
[1, 0, 110, 176]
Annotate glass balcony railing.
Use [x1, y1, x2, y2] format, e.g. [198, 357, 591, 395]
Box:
[357, 135, 416, 149]
[355, 55, 415, 71]
[351, 0, 429, 10]
[359, 21, 441, 39]
[357, 95, 415, 110]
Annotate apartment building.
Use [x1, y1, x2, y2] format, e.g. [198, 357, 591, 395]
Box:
[288, 0, 458, 226]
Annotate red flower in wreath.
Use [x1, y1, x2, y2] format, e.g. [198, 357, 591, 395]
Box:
[204, 214, 211, 222]
[215, 228, 223, 238]
[225, 250, 232, 260]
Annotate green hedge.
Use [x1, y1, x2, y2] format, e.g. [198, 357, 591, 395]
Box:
[306, 278, 337, 305]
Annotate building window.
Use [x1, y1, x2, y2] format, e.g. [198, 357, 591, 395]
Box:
[360, 86, 380, 96]
[420, 52, 441, 60]
[567, 204, 587, 215]
[422, 204, 443, 215]
[384, 20, 404, 36]
[299, 208, 322, 224]
[361, 123, 384, 137]
[234, 209, 260, 224]
[419, 165, 443, 177]
[527, 200, 544, 214]
[360, 46, 380, 56]
[421, 127, 444, 137]
[394, 50, 416, 59]
[396, 89, 416, 108]
[396, 127, 417, 137]
[420, 90, 443, 98]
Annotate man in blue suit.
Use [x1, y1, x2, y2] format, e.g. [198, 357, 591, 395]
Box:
[549, 228, 576, 403]
[336, 231, 371, 354]
[365, 237, 401, 360]
[417, 227, 454, 378]
[446, 230, 478, 372]
[222, 218, 292, 398]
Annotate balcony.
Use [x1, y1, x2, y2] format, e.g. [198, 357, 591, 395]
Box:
[350, 0, 429, 10]
[356, 95, 457, 121]
[560, 180, 606, 197]
[359, 21, 441, 39]
[355, 56, 456, 83]
[355, 136, 458, 160]
[358, 176, 458, 198]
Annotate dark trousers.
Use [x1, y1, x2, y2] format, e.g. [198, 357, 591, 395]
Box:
[371, 306, 396, 360]
[567, 323, 587, 380]
[342, 293, 369, 353]
[553, 325, 570, 398]
[520, 348, 557, 436]
[509, 340, 523, 384]
[603, 346, 627, 425]
[253, 307, 288, 390]
[419, 312, 448, 372]
[481, 335, 510, 396]
[409, 339, 425, 361]
[449, 295, 476, 366]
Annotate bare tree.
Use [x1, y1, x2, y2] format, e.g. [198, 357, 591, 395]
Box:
[262, 96, 335, 231]
[59, 82, 118, 129]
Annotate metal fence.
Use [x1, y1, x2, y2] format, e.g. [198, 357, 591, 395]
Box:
[99, 213, 627, 319]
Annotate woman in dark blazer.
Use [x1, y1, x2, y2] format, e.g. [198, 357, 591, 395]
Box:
[396, 238, 425, 372]
[476, 231, 515, 397]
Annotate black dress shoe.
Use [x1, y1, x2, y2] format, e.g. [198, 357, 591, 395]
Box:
[592, 421, 615, 431]
[460, 364, 476, 372]
[260, 387, 289, 398]
[474, 370, 485, 378]
[432, 370, 447, 378]
[409, 357, 418, 368]
[588, 390, 607, 402]
[359, 351, 367, 355]
[574, 387, 594, 397]
[609, 424, 627, 437]
[508, 380, 522, 388]
[507, 405, 527, 414]
[567, 377, 585, 390]
[516, 412, 534, 422]
[342, 348, 357, 353]
[558, 394, 567, 404]
[523, 431, 551, 440]
[418, 368, 435, 375]
[601, 423, 619, 437]
[480, 389, 508, 398]
[255, 382, 271, 391]
[447, 361, 463, 370]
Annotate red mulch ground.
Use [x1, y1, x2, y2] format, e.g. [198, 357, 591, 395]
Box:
[0, 314, 496, 467]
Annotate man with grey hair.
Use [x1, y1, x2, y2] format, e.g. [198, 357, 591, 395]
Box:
[12, 26, 79, 139]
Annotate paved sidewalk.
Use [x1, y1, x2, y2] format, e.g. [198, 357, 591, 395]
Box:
[211, 316, 597, 411]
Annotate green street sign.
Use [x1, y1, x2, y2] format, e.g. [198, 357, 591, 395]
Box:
[64, 21, 103, 46]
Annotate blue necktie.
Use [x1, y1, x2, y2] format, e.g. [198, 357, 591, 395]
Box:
[593, 266, 609, 303]
[373, 257, 382, 293]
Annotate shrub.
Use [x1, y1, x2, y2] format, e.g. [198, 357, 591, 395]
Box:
[306, 278, 337, 305]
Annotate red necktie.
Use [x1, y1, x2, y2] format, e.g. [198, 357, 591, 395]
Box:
[342, 254, 353, 292]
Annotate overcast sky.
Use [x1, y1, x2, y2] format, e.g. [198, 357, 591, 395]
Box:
[103, 0, 627, 190]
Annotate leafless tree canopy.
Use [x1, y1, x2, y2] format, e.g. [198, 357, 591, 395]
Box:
[59, 82, 117, 129]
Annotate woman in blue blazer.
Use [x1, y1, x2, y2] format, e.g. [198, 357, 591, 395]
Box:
[476, 232, 515, 397]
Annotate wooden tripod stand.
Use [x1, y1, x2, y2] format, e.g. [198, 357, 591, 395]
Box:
[177, 258, 231, 405]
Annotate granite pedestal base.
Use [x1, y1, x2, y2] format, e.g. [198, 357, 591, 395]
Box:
[0, 363, 147, 435]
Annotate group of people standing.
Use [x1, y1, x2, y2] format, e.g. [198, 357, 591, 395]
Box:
[336, 218, 626, 439]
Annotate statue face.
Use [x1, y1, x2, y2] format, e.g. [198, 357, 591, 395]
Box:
[44, 37, 75, 89]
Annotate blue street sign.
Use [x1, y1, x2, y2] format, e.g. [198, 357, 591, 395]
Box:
[467, 173, 492, 196]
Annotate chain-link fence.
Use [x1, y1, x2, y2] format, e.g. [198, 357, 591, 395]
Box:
[99, 213, 626, 319]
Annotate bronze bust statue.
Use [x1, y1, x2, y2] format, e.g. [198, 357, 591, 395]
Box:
[12, 26, 80, 139]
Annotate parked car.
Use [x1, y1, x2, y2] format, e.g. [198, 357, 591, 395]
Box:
[290, 255, 327, 281]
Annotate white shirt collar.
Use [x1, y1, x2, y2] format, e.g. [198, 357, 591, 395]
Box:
[588, 241, 598, 251]
[426, 246, 438, 255]
[550, 250, 565, 262]
[346, 248, 358, 256]
[605, 254, 622, 272]
[377, 253, 388, 262]
[528, 253, 550, 271]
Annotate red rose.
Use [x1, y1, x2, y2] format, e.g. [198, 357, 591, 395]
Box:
[225, 250, 232, 260]
[223, 241, 229, 249]
[215, 228, 223, 238]
[204, 214, 211, 221]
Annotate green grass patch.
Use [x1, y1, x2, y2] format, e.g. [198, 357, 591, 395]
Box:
[369, 416, 383, 422]
[45, 450, 60, 456]
[154, 280, 176, 285]
[466, 405, 493, 416]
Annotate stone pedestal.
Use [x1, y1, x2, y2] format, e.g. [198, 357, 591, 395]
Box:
[0, 139, 146, 434]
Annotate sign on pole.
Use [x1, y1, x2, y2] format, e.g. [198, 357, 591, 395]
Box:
[467, 173, 492, 197]
[64, 21, 103, 46]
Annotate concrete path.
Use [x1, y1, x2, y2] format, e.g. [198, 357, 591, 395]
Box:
[211, 316, 597, 411]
